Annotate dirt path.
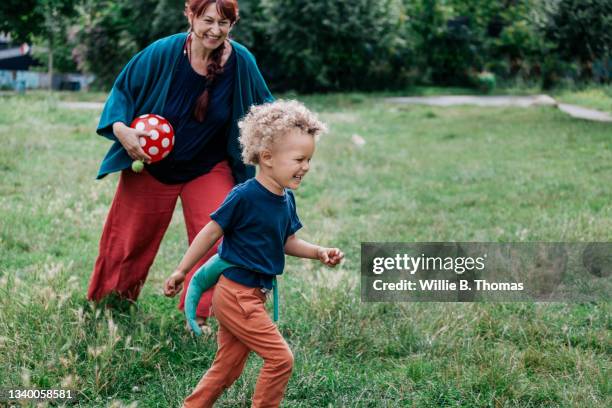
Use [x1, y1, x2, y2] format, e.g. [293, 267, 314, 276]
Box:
[385, 94, 612, 123]
[56, 95, 612, 123]
[58, 101, 105, 110]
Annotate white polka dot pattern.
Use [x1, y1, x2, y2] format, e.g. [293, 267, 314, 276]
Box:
[129, 114, 175, 164]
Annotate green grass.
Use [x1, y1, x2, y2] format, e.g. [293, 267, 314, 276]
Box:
[0, 91, 610, 407]
[553, 85, 612, 113]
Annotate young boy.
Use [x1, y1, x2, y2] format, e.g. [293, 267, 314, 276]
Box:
[163, 100, 344, 407]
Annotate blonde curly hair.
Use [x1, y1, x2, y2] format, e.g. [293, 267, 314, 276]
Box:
[238, 99, 327, 165]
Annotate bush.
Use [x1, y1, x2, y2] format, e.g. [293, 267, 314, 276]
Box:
[476, 71, 496, 93]
[72, 2, 138, 90]
[72, 0, 186, 89]
[258, 0, 413, 93]
[41, 0, 612, 91]
[544, 0, 612, 83]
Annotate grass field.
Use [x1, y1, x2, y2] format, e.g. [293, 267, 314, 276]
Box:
[0, 90, 610, 407]
[553, 86, 612, 113]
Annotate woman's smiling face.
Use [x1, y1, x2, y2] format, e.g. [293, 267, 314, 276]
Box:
[188, 3, 232, 52]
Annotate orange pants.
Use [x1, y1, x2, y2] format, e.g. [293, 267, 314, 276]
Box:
[183, 275, 293, 408]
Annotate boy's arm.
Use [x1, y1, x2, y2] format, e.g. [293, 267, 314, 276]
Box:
[163, 220, 224, 297]
[284, 234, 344, 267]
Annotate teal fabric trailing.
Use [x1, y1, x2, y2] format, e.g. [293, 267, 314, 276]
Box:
[185, 254, 235, 336]
[185, 255, 280, 336]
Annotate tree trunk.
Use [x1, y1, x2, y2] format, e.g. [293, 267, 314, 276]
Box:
[48, 37, 54, 92]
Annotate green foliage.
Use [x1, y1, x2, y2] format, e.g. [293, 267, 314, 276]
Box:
[151, 0, 189, 42]
[0, 0, 79, 74]
[410, 0, 482, 85]
[489, 2, 552, 83]
[71, 1, 138, 89]
[2, 0, 611, 90]
[0, 0, 77, 43]
[544, 0, 612, 82]
[0, 0, 40, 43]
[71, 0, 187, 89]
[258, 0, 412, 92]
[230, 0, 269, 55]
[30, 18, 79, 73]
[476, 71, 496, 93]
[408, 0, 553, 87]
[126, 0, 187, 50]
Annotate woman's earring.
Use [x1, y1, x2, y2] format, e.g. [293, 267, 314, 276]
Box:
[184, 28, 192, 56]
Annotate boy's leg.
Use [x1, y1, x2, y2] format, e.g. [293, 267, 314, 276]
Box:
[183, 324, 250, 408]
[213, 276, 294, 408]
[178, 160, 234, 318]
[88, 170, 180, 301]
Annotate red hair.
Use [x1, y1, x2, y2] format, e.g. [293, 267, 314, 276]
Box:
[185, 0, 240, 122]
[185, 0, 239, 21]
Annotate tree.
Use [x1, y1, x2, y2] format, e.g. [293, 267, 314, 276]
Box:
[259, 0, 410, 92]
[151, 0, 189, 42]
[409, 0, 484, 85]
[230, 0, 269, 59]
[544, 0, 612, 82]
[71, 0, 188, 89]
[0, 1, 40, 43]
[72, 0, 138, 89]
[0, 0, 78, 86]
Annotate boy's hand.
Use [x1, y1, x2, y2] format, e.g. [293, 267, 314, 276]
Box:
[163, 270, 186, 297]
[317, 247, 344, 267]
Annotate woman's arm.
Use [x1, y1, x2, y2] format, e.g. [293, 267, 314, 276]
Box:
[284, 234, 344, 267]
[97, 35, 180, 141]
[163, 220, 224, 296]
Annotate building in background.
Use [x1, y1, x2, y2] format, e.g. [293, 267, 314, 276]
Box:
[0, 33, 93, 91]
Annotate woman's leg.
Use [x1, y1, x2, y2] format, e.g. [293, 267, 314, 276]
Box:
[88, 170, 180, 302]
[178, 160, 234, 318]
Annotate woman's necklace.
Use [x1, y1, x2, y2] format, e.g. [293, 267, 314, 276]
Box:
[184, 34, 210, 76]
[184, 33, 194, 66]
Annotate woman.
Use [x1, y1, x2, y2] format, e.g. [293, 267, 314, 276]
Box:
[87, 0, 272, 330]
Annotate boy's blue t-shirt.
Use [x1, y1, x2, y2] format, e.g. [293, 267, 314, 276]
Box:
[211, 178, 302, 289]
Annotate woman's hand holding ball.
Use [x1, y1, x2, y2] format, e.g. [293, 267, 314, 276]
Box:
[113, 122, 152, 164]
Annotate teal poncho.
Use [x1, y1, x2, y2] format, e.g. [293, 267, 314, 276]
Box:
[95, 33, 274, 183]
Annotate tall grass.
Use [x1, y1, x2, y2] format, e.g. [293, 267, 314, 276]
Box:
[0, 91, 610, 407]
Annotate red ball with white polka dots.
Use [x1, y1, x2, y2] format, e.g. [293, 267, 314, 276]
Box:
[130, 114, 175, 163]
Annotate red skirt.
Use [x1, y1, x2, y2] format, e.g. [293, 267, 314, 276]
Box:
[87, 160, 234, 318]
